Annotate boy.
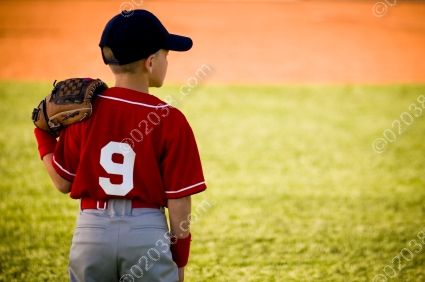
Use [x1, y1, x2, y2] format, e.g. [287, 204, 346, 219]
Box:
[34, 9, 206, 281]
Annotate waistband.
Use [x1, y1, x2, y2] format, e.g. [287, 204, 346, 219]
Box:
[81, 198, 160, 211]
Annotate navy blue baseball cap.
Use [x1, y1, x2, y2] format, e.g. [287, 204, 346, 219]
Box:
[99, 10, 193, 65]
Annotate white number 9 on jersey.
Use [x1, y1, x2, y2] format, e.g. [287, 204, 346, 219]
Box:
[99, 141, 135, 196]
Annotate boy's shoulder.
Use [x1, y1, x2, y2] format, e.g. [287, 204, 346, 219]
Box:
[99, 87, 162, 106]
[97, 87, 190, 124]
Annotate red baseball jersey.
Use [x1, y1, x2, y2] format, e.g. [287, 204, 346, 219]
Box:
[52, 87, 206, 207]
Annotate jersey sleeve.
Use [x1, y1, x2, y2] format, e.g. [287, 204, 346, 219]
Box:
[161, 111, 207, 199]
[52, 125, 81, 182]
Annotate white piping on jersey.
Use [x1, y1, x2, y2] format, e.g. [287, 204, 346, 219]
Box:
[98, 95, 170, 108]
[53, 155, 76, 177]
[165, 181, 206, 194]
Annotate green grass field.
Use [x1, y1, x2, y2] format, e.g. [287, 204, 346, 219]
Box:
[1, 81, 425, 281]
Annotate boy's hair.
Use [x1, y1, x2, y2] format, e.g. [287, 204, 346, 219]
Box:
[102, 47, 141, 74]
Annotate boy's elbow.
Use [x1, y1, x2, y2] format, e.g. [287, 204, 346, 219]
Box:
[55, 179, 71, 194]
[57, 186, 70, 194]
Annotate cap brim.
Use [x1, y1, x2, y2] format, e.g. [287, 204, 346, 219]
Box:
[164, 34, 193, 51]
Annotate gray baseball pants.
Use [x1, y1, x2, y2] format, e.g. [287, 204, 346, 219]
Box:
[69, 199, 178, 282]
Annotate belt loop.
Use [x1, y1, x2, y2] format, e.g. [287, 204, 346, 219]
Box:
[96, 200, 107, 210]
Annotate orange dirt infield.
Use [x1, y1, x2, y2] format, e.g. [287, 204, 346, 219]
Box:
[0, 0, 424, 84]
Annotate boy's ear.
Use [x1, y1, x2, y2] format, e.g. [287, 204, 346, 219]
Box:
[144, 54, 155, 73]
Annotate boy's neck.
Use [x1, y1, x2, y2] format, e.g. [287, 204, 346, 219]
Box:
[114, 74, 150, 94]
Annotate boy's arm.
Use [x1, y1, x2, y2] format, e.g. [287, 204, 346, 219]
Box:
[168, 196, 192, 282]
[168, 196, 191, 238]
[34, 128, 71, 194]
[42, 153, 71, 194]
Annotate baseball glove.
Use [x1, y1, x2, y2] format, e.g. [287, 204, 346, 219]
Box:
[32, 78, 108, 136]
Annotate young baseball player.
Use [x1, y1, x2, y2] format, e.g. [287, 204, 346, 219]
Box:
[33, 9, 206, 281]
